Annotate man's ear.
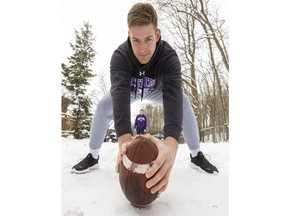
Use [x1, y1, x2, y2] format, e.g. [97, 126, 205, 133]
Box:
[156, 28, 161, 42]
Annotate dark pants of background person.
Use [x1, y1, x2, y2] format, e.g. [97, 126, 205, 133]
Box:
[136, 128, 145, 135]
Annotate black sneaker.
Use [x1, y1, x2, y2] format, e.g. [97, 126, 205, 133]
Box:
[190, 151, 219, 174]
[71, 153, 99, 174]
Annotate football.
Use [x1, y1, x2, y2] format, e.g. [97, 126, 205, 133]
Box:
[118, 136, 159, 207]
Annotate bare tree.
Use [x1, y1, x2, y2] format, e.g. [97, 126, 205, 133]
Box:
[144, 104, 164, 134]
[151, 0, 229, 142]
[89, 70, 110, 107]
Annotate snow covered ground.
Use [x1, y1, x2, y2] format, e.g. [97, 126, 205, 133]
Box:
[62, 137, 229, 216]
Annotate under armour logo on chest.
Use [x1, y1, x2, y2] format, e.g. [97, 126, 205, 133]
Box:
[139, 70, 146, 76]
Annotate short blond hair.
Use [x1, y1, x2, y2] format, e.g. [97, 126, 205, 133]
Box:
[127, 3, 158, 30]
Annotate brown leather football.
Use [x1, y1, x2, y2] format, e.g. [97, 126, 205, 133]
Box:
[119, 137, 159, 207]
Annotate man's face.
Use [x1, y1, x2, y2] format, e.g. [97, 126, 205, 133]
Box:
[128, 24, 161, 64]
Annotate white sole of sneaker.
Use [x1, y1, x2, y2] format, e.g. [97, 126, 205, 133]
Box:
[71, 163, 100, 174]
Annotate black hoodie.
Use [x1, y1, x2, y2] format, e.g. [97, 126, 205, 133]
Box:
[110, 37, 183, 141]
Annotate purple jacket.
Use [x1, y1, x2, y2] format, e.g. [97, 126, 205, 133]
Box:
[134, 114, 147, 130]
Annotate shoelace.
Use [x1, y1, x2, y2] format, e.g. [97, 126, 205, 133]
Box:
[204, 154, 211, 161]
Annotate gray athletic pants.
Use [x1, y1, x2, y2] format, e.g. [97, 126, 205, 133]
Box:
[89, 90, 200, 153]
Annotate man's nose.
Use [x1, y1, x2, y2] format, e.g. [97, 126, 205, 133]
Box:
[139, 42, 147, 53]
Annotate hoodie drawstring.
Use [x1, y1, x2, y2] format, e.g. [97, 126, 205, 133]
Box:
[134, 78, 138, 99]
[141, 80, 144, 102]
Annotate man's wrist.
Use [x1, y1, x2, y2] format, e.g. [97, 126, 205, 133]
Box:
[118, 133, 133, 148]
[164, 136, 179, 150]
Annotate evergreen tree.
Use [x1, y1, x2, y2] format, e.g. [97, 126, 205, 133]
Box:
[61, 21, 96, 139]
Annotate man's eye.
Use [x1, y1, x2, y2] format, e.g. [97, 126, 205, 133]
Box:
[145, 38, 153, 43]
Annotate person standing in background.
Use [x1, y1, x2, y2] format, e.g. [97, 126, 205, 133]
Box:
[134, 109, 147, 134]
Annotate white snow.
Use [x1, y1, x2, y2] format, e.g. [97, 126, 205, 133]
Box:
[62, 136, 229, 216]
